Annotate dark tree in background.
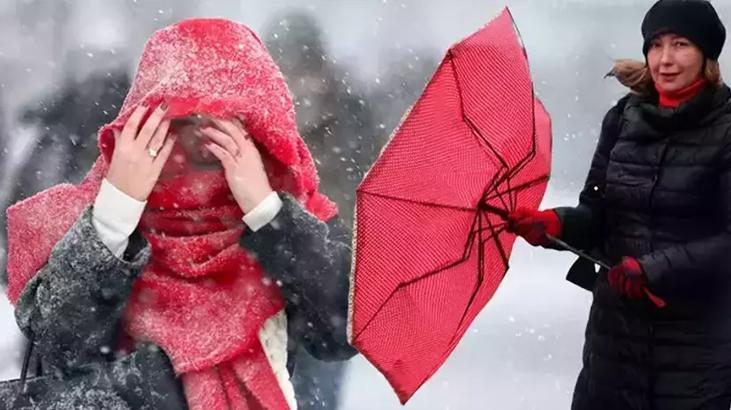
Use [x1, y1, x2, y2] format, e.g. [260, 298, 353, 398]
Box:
[263, 10, 440, 409]
[369, 46, 439, 144]
[265, 10, 380, 226]
[15, 68, 130, 201]
[264, 11, 379, 410]
[0, 63, 130, 286]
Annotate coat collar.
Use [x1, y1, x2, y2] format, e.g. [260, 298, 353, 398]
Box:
[622, 84, 731, 140]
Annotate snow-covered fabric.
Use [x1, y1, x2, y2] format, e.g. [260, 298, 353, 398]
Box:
[93, 179, 283, 258]
[12, 195, 355, 410]
[6, 18, 338, 410]
[92, 177, 293, 406]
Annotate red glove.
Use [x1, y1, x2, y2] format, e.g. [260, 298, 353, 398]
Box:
[607, 257, 647, 299]
[507, 207, 562, 247]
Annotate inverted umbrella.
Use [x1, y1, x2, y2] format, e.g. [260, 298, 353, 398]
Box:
[348, 8, 552, 403]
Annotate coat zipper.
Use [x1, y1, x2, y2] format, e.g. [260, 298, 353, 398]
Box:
[647, 138, 672, 252]
[646, 138, 671, 410]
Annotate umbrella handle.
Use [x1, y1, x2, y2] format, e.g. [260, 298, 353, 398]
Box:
[482, 206, 667, 308]
[545, 234, 610, 269]
[545, 235, 667, 309]
[643, 289, 667, 309]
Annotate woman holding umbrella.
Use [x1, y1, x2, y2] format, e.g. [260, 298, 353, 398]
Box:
[509, 1, 731, 408]
[5, 18, 355, 409]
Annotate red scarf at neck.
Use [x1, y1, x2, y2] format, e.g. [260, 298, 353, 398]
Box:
[656, 77, 707, 108]
[122, 160, 289, 409]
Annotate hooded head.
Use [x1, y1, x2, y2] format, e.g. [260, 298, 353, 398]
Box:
[6, 18, 336, 303]
[98, 18, 321, 198]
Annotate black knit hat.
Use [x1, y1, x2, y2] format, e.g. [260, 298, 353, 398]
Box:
[642, 0, 726, 60]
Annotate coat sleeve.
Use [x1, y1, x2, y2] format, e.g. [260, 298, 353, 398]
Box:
[552, 98, 627, 251]
[638, 135, 731, 298]
[239, 193, 357, 361]
[14, 206, 150, 374]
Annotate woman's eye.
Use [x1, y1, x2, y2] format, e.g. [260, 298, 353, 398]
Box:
[673, 41, 689, 48]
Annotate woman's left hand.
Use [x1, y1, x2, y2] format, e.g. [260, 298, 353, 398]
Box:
[607, 257, 647, 299]
[200, 118, 274, 213]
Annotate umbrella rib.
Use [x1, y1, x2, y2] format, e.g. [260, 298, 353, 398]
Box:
[455, 45, 544, 214]
[483, 214, 511, 270]
[352, 210, 511, 344]
[482, 174, 550, 203]
[462, 212, 487, 324]
[351, 210, 484, 342]
[450, 53, 520, 219]
[351, 257, 473, 341]
[451, 53, 527, 216]
[358, 190, 480, 212]
[449, 211, 512, 346]
[501, 86, 543, 210]
[480, 169, 512, 218]
[461, 104, 540, 216]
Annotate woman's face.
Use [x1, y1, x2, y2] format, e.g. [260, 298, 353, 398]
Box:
[647, 33, 705, 93]
[170, 114, 220, 165]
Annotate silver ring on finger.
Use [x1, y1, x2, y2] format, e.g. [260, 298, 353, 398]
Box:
[148, 147, 158, 158]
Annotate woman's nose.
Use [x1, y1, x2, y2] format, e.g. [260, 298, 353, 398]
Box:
[659, 45, 674, 65]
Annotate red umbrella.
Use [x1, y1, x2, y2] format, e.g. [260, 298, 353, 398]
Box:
[348, 8, 552, 403]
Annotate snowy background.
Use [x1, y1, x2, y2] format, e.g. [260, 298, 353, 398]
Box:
[0, 1, 729, 409]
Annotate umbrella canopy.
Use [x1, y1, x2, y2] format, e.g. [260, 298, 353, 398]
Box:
[348, 8, 552, 403]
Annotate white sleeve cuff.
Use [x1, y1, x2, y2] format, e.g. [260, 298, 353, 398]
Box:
[92, 179, 147, 258]
[243, 192, 282, 232]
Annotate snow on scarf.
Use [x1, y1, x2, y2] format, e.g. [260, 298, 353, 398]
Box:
[6, 18, 337, 410]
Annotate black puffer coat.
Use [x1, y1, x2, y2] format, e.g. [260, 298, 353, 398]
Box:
[555, 84, 731, 410]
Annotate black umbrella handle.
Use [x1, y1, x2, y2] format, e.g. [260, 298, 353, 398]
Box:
[545, 234, 666, 308]
[545, 234, 610, 270]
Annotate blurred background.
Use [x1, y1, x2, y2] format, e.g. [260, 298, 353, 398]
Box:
[0, 1, 728, 409]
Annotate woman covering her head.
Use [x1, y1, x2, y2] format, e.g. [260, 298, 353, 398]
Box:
[6, 18, 355, 410]
[509, 1, 731, 409]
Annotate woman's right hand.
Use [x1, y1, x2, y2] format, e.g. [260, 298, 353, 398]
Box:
[507, 207, 562, 247]
[106, 103, 177, 201]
